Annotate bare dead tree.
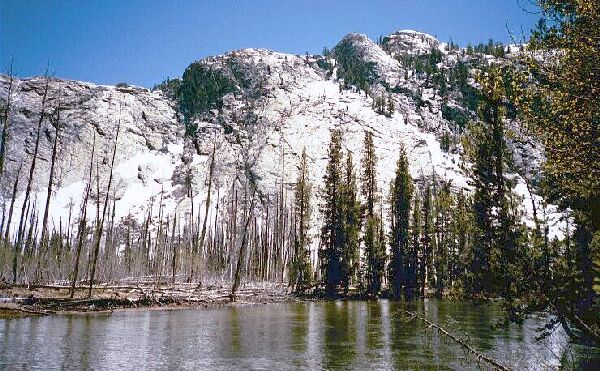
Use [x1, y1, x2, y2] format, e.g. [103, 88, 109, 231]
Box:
[0, 59, 15, 178]
[231, 185, 257, 301]
[198, 144, 216, 263]
[2, 162, 22, 242]
[88, 125, 120, 297]
[12, 76, 50, 284]
[35, 89, 63, 282]
[171, 213, 177, 283]
[69, 133, 96, 298]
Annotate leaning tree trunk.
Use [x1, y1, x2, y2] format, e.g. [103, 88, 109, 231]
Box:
[231, 189, 256, 301]
[88, 126, 120, 298]
[69, 134, 96, 298]
[12, 77, 49, 284]
[198, 144, 216, 262]
[3, 163, 22, 242]
[37, 96, 62, 282]
[0, 62, 15, 178]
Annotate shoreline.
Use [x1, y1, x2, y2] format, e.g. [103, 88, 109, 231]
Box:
[0, 282, 294, 318]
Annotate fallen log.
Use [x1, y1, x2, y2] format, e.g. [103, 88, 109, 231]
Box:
[396, 309, 511, 371]
[13, 306, 53, 316]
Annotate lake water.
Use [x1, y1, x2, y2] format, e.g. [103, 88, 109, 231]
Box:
[1, 300, 597, 370]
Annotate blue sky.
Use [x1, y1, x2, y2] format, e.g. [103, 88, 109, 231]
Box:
[1, 0, 540, 87]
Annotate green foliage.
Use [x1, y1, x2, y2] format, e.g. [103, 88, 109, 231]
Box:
[411, 193, 422, 298]
[441, 105, 470, 129]
[421, 185, 435, 294]
[363, 215, 386, 297]
[333, 41, 378, 91]
[178, 63, 238, 134]
[447, 38, 460, 51]
[465, 66, 523, 299]
[319, 130, 344, 296]
[388, 147, 413, 299]
[152, 78, 181, 100]
[516, 0, 600, 344]
[361, 131, 386, 297]
[340, 153, 361, 295]
[434, 182, 453, 297]
[372, 94, 395, 117]
[291, 149, 313, 292]
[316, 58, 333, 73]
[473, 39, 506, 57]
[440, 132, 451, 152]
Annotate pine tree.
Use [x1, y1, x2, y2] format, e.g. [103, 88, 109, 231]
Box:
[340, 153, 361, 295]
[389, 147, 412, 299]
[434, 181, 453, 297]
[361, 131, 378, 217]
[451, 191, 473, 294]
[409, 192, 421, 298]
[291, 149, 312, 292]
[421, 185, 434, 296]
[361, 131, 385, 297]
[319, 130, 344, 296]
[466, 65, 522, 300]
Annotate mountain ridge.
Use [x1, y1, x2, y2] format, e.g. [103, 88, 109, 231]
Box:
[0, 29, 566, 251]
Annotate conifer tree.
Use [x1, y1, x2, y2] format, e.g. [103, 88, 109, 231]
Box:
[361, 131, 385, 296]
[409, 192, 421, 298]
[291, 149, 312, 292]
[319, 130, 344, 296]
[389, 147, 412, 299]
[451, 191, 473, 292]
[467, 66, 521, 299]
[421, 185, 435, 296]
[434, 181, 453, 297]
[340, 153, 361, 295]
[361, 131, 377, 217]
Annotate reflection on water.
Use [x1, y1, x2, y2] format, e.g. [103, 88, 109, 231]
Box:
[1, 300, 597, 370]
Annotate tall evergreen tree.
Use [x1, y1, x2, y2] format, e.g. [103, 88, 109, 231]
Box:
[451, 191, 473, 293]
[291, 148, 312, 292]
[361, 131, 385, 296]
[434, 181, 453, 297]
[361, 131, 378, 217]
[319, 130, 344, 296]
[409, 191, 421, 298]
[421, 185, 435, 296]
[389, 147, 413, 299]
[340, 153, 361, 295]
[467, 66, 521, 299]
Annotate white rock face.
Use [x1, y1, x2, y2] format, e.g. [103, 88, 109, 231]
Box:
[0, 31, 566, 244]
[0, 76, 183, 237]
[383, 30, 442, 56]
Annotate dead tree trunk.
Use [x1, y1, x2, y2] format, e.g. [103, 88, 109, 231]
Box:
[39, 93, 62, 246]
[198, 144, 215, 261]
[396, 309, 510, 371]
[3, 162, 22, 242]
[13, 76, 50, 284]
[231, 188, 256, 301]
[88, 126, 120, 298]
[69, 134, 96, 298]
[36, 93, 62, 281]
[171, 214, 177, 283]
[0, 60, 15, 178]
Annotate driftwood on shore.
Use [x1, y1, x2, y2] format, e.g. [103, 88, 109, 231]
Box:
[0, 282, 291, 315]
[396, 309, 511, 371]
